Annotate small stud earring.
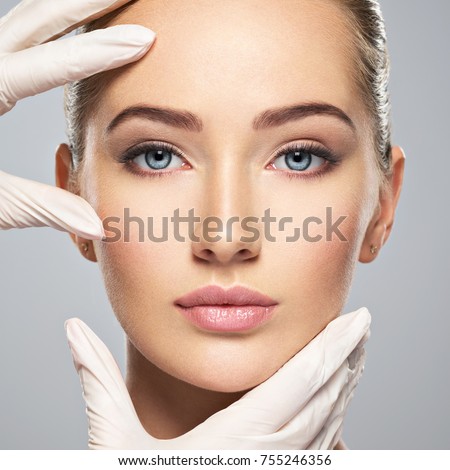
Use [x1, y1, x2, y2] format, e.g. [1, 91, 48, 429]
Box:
[370, 244, 378, 255]
[81, 242, 89, 253]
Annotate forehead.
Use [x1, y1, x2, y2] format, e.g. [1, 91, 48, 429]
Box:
[99, 0, 361, 126]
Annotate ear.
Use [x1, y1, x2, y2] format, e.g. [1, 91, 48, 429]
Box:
[55, 143, 98, 263]
[359, 145, 405, 263]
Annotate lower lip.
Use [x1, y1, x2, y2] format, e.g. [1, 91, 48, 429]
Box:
[176, 305, 277, 332]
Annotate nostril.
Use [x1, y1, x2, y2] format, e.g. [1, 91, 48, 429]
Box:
[191, 247, 215, 264]
[239, 248, 257, 260]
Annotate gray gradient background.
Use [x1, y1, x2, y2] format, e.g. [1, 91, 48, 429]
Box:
[0, 0, 449, 449]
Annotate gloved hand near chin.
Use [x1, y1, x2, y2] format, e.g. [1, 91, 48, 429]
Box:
[65, 307, 371, 450]
[0, 0, 157, 239]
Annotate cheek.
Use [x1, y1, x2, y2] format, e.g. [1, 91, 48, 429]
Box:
[91, 185, 191, 332]
[93, 205, 197, 383]
[257, 185, 364, 360]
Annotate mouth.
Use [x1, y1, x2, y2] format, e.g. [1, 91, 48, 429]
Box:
[174, 285, 278, 332]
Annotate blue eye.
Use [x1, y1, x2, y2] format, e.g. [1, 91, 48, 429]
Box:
[119, 140, 340, 179]
[272, 145, 330, 172]
[119, 141, 188, 176]
[133, 146, 184, 170]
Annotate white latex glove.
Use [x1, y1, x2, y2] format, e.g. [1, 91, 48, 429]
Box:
[0, 0, 156, 239]
[65, 307, 371, 450]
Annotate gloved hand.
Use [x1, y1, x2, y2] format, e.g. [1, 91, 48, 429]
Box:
[0, 0, 156, 239]
[65, 307, 371, 449]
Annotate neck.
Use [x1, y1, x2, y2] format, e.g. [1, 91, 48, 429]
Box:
[125, 340, 248, 439]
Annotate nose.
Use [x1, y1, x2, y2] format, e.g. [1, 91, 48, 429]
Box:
[191, 169, 262, 265]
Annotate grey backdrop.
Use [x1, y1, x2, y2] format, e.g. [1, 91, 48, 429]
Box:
[1, 0, 449, 449]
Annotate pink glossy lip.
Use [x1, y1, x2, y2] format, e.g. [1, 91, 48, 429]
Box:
[174, 285, 278, 332]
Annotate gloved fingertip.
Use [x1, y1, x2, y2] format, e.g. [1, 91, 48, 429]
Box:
[131, 25, 157, 45]
[109, 24, 157, 47]
[65, 318, 96, 373]
[64, 316, 81, 332]
[351, 306, 371, 322]
[76, 222, 106, 241]
[64, 317, 87, 348]
[346, 307, 372, 333]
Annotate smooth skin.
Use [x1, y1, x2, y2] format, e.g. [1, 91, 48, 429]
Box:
[56, 0, 404, 445]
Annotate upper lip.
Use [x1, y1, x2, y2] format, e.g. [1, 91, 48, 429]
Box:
[174, 285, 278, 308]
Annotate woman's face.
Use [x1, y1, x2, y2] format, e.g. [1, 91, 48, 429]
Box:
[75, 0, 380, 392]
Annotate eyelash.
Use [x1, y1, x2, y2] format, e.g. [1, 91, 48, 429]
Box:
[117, 141, 187, 179]
[268, 141, 341, 181]
[117, 140, 342, 180]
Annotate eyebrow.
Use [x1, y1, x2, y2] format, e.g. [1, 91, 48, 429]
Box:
[105, 102, 356, 134]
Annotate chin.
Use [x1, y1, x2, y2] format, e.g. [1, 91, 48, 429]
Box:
[165, 351, 284, 393]
[180, 370, 269, 394]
